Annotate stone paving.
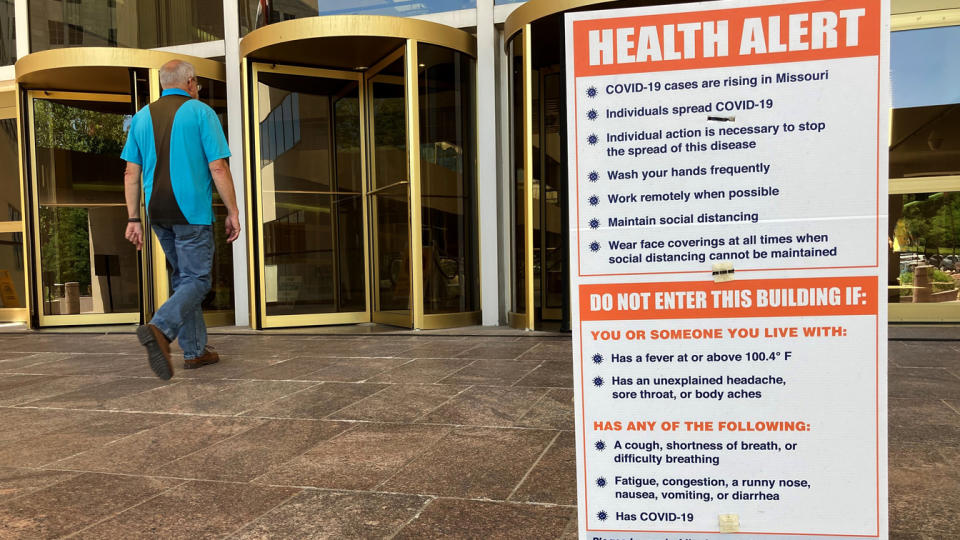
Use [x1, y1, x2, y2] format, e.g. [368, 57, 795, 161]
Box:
[0, 332, 953, 538]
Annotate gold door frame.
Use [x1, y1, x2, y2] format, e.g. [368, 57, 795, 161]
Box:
[367, 44, 416, 329]
[146, 68, 235, 328]
[250, 62, 371, 329]
[27, 90, 140, 327]
[15, 48, 229, 328]
[0, 86, 30, 323]
[240, 16, 479, 330]
[508, 26, 535, 330]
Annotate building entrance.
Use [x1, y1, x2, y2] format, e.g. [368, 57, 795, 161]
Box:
[16, 49, 233, 328]
[243, 16, 479, 330]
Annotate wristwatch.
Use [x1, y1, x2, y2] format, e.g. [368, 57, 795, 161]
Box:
[128, 217, 141, 223]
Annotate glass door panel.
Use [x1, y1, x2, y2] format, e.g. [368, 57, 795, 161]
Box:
[253, 65, 368, 327]
[29, 93, 140, 325]
[200, 78, 235, 324]
[417, 43, 479, 316]
[367, 53, 412, 327]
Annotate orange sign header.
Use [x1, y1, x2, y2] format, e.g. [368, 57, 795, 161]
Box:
[572, 0, 880, 77]
[579, 276, 878, 321]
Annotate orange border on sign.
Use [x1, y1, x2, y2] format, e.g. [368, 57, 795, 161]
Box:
[572, 0, 883, 278]
[577, 310, 882, 537]
[571, 0, 881, 77]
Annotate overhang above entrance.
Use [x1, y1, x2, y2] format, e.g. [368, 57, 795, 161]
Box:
[504, 0, 657, 44]
[239, 15, 477, 67]
[15, 48, 226, 93]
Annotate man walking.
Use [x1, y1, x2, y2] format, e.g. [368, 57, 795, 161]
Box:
[122, 59, 241, 380]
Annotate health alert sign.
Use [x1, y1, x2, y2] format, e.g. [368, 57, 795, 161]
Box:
[564, 0, 888, 538]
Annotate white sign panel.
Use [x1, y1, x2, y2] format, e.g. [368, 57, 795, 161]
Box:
[565, 0, 889, 538]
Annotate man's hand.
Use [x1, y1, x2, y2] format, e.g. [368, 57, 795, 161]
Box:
[125, 222, 144, 250]
[225, 213, 241, 243]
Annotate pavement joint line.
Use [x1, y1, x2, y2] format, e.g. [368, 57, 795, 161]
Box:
[434, 358, 483, 385]
[318, 382, 401, 421]
[220, 485, 307, 539]
[506, 430, 563, 502]
[0, 469, 83, 506]
[1, 405, 571, 431]
[384, 494, 437, 540]
[133, 416, 271, 473]
[39, 415, 183, 469]
[512, 387, 556, 424]
[372, 425, 459, 491]
[407, 384, 476, 424]
[59, 479, 191, 539]
[230, 380, 326, 417]
[942, 399, 960, 416]
[0, 463, 586, 511]
[510, 358, 551, 388]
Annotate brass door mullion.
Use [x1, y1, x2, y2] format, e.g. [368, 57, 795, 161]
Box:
[26, 91, 42, 325]
[14, 86, 32, 324]
[358, 70, 372, 319]
[242, 59, 258, 328]
[251, 63, 270, 327]
[522, 26, 535, 330]
[406, 39, 424, 330]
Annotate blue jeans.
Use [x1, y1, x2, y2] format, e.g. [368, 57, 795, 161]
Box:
[150, 224, 213, 360]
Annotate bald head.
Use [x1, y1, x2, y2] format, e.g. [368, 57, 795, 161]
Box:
[159, 59, 196, 94]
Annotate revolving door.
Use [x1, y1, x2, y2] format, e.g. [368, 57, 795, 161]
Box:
[243, 16, 479, 329]
[16, 48, 234, 327]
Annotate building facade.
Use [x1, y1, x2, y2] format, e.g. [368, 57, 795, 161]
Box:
[0, 0, 955, 330]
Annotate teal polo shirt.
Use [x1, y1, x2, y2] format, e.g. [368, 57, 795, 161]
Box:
[121, 88, 231, 225]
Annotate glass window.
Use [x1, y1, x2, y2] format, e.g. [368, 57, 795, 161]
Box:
[418, 43, 478, 314]
[890, 192, 960, 306]
[197, 78, 235, 316]
[0, 118, 21, 223]
[33, 98, 140, 316]
[239, 0, 477, 35]
[28, 0, 224, 52]
[0, 233, 26, 309]
[256, 71, 366, 317]
[0, 0, 14, 66]
[890, 26, 960, 180]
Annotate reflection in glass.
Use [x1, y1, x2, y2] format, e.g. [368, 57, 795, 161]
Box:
[510, 36, 525, 314]
[891, 27, 960, 180]
[370, 58, 410, 315]
[33, 99, 139, 316]
[418, 43, 478, 314]
[257, 71, 366, 316]
[0, 233, 25, 309]
[890, 193, 960, 305]
[0, 0, 14, 65]
[0, 118, 21, 222]
[28, 0, 223, 52]
[239, 0, 476, 34]
[198, 78, 235, 316]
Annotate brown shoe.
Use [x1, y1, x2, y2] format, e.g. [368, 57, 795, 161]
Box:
[184, 345, 219, 370]
[137, 324, 172, 380]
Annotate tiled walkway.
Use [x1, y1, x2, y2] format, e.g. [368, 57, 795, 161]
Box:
[0, 333, 955, 538]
